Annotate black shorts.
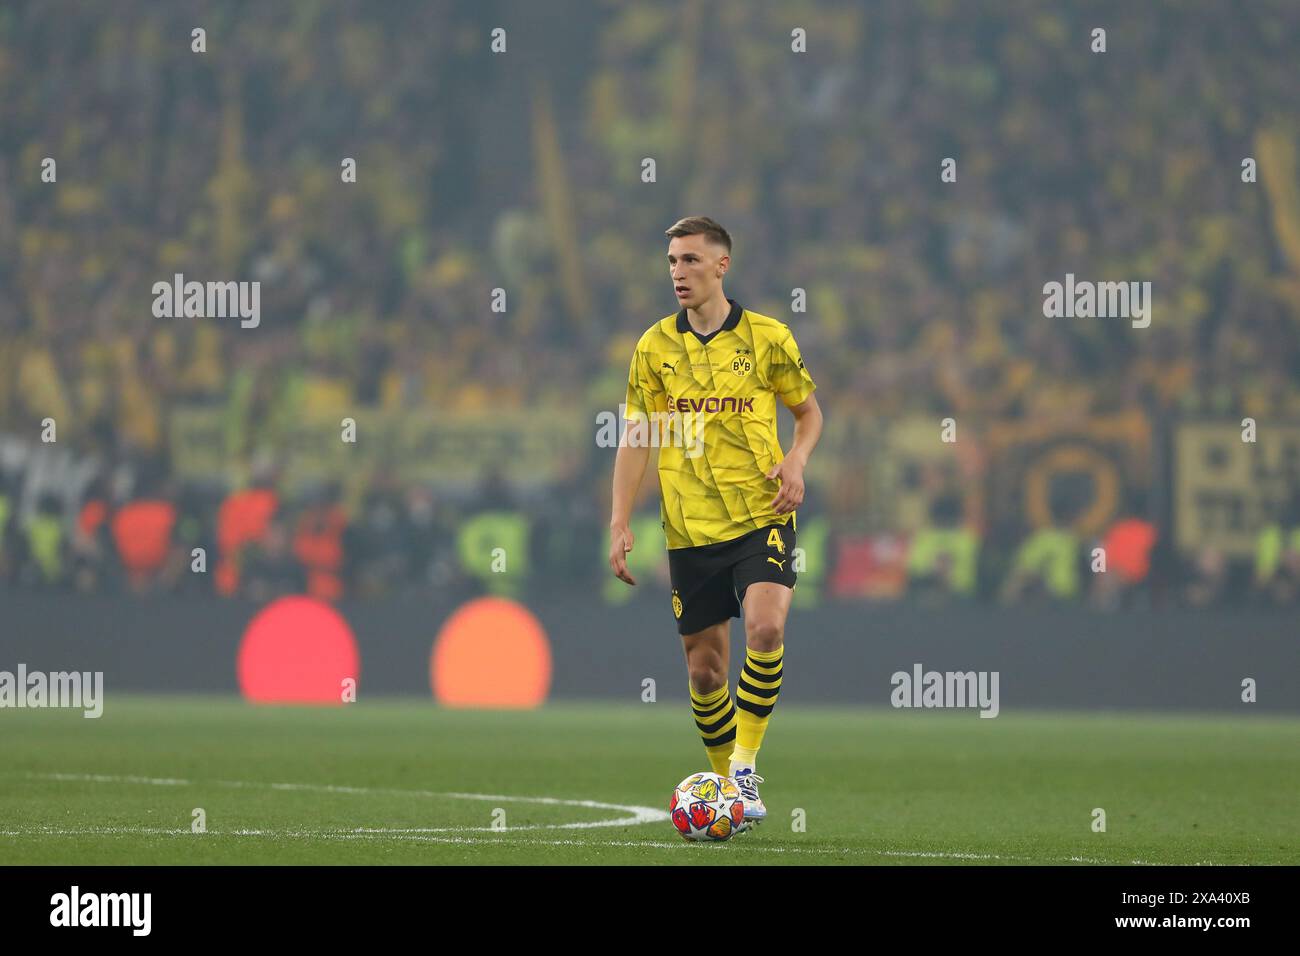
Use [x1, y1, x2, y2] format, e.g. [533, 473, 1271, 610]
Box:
[667, 523, 797, 635]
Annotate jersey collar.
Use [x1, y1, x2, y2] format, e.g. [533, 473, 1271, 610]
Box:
[677, 297, 743, 345]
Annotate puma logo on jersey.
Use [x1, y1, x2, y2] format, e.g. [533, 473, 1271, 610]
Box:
[767, 556, 785, 571]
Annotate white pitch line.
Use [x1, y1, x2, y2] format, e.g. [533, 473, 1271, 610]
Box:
[21, 771, 666, 831]
[30, 772, 191, 787]
[6, 773, 1225, 864]
[0, 824, 1222, 864]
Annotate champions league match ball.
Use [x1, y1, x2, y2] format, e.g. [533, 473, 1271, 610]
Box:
[670, 771, 746, 842]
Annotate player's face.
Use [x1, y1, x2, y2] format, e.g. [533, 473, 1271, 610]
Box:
[668, 236, 727, 308]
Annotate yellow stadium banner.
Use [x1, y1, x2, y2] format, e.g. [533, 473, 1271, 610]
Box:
[169, 407, 589, 490]
[1174, 421, 1300, 556]
[801, 413, 1143, 538]
[794, 415, 980, 532]
[794, 411, 877, 521]
[983, 411, 1152, 538]
[876, 418, 983, 533]
[394, 413, 587, 486]
[168, 406, 231, 479]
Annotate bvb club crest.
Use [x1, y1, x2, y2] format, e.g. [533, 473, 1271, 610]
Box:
[672, 590, 683, 619]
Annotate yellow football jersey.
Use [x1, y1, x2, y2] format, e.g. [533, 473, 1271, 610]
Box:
[624, 298, 817, 549]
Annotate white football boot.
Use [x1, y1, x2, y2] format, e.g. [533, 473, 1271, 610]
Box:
[732, 768, 766, 832]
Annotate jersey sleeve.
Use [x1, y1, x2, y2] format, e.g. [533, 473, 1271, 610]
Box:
[768, 325, 817, 407]
[624, 336, 665, 422]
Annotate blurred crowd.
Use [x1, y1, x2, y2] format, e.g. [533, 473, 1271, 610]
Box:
[1, 1, 1298, 607]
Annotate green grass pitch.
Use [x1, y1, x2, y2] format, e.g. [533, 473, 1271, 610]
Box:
[2, 697, 1297, 865]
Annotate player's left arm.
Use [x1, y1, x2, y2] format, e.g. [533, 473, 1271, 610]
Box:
[766, 392, 823, 514]
[765, 326, 823, 514]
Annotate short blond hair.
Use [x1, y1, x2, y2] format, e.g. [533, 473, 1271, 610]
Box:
[664, 216, 732, 253]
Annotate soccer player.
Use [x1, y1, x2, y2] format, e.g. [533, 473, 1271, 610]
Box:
[608, 216, 823, 831]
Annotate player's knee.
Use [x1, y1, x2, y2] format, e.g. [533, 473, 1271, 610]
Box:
[745, 619, 783, 653]
[688, 664, 726, 695]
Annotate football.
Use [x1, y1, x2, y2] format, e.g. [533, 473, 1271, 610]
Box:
[669, 771, 746, 842]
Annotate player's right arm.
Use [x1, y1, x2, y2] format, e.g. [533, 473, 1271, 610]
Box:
[609, 335, 664, 586]
[609, 423, 651, 585]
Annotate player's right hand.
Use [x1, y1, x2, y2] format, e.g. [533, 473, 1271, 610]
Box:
[608, 524, 636, 586]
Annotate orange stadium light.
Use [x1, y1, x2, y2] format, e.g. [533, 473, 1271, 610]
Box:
[430, 597, 552, 708]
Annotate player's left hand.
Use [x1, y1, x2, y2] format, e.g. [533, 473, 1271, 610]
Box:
[765, 457, 805, 514]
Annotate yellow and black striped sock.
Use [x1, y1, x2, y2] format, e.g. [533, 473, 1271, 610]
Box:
[733, 646, 783, 767]
[690, 684, 737, 777]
